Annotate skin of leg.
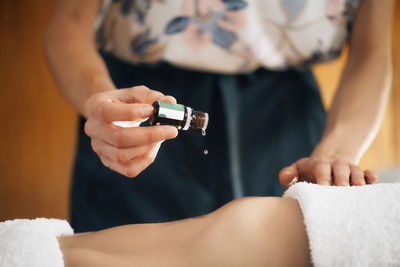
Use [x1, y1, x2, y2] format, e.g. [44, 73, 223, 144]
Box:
[59, 197, 311, 267]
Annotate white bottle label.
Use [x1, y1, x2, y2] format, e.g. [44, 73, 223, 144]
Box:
[158, 102, 185, 121]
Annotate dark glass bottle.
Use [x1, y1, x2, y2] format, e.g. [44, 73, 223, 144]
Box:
[150, 101, 209, 132]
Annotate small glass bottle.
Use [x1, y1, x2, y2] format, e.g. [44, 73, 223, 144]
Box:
[150, 101, 209, 133]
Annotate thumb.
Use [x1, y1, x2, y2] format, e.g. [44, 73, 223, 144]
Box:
[115, 86, 165, 104]
[279, 164, 299, 189]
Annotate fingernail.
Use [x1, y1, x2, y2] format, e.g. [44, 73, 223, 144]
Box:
[288, 177, 298, 187]
[339, 181, 349, 186]
[164, 95, 177, 104]
[321, 181, 330, 186]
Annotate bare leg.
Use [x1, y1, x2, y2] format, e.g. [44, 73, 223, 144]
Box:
[59, 197, 310, 266]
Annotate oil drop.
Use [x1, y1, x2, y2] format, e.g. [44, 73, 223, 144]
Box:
[150, 101, 210, 156]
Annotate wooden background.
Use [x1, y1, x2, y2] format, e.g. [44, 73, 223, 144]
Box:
[0, 1, 399, 221]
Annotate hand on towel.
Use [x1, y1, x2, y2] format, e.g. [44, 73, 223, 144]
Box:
[279, 156, 378, 188]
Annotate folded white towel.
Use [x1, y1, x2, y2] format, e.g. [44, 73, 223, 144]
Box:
[0, 218, 73, 267]
[284, 182, 400, 267]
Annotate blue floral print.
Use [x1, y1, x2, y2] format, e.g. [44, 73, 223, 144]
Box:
[165, 0, 248, 50]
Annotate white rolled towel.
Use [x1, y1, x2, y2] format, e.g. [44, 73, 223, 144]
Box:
[0, 218, 73, 267]
[284, 182, 400, 267]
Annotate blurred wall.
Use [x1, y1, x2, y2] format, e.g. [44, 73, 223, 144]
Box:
[0, 1, 77, 221]
[0, 0, 399, 221]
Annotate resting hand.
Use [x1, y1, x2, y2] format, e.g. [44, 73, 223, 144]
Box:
[84, 85, 178, 178]
[279, 156, 378, 189]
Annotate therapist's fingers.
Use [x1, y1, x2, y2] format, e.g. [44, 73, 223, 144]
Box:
[295, 158, 317, 184]
[99, 142, 161, 178]
[86, 86, 179, 120]
[115, 86, 176, 105]
[161, 95, 177, 104]
[90, 93, 177, 123]
[92, 101, 155, 122]
[113, 86, 165, 104]
[350, 165, 365, 186]
[313, 162, 332, 186]
[332, 161, 351, 186]
[85, 120, 178, 148]
[364, 169, 379, 184]
[91, 138, 153, 164]
[125, 142, 161, 178]
[279, 164, 299, 188]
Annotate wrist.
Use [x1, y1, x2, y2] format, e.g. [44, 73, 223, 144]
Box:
[90, 75, 115, 94]
[312, 128, 362, 164]
[82, 77, 116, 118]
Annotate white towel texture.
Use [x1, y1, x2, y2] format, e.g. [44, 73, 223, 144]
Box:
[284, 182, 400, 267]
[0, 218, 73, 267]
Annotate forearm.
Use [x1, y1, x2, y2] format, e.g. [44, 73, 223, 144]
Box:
[314, 53, 392, 163]
[58, 197, 309, 267]
[313, 0, 394, 163]
[44, 1, 115, 117]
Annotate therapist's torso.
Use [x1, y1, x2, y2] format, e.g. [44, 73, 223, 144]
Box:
[96, 0, 361, 73]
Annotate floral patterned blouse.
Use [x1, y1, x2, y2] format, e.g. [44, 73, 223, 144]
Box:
[96, 0, 361, 73]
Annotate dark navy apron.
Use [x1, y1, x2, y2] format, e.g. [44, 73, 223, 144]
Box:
[71, 51, 326, 232]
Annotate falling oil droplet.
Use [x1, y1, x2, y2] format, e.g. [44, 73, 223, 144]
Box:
[202, 130, 207, 154]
